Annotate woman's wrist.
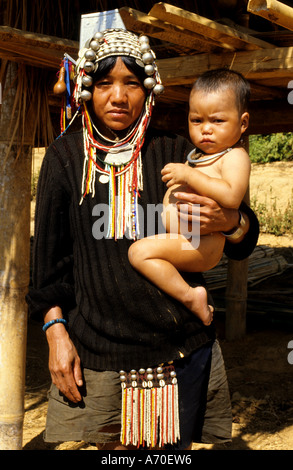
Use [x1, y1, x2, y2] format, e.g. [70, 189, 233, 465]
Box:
[221, 210, 249, 244]
[43, 318, 68, 332]
[43, 306, 67, 336]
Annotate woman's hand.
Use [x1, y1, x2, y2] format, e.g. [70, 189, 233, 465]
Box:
[44, 307, 83, 403]
[174, 191, 241, 236]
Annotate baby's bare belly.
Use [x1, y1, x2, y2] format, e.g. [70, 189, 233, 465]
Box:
[162, 184, 195, 235]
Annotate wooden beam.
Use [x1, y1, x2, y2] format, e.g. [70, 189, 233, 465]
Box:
[159, 82, 286, 103]
[157, 46, 293, 86]
[157, 85, 191, 103]
[119, 7, 229, 53]
[0, 26, 78, 69]
[152, 98, 293, 135]
[248, 0, 293, 31]
[249, 99, 293, 134]
[149, 2, 276, 50]
[249, 81, 287, 100]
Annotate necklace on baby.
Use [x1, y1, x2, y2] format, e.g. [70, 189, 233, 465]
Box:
[187, 147, 233, 166]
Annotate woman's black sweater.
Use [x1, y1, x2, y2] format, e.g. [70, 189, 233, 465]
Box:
[26, 127, 258, 371]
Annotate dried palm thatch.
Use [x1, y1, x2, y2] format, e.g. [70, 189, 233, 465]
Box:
[0, 1, 64, 156]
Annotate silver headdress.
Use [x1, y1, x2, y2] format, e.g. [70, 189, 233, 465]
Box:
[74, 29, 165, 240]
[74, 28, 164, 103]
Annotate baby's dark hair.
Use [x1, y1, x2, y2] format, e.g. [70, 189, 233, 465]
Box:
[191, 68, 250, 115]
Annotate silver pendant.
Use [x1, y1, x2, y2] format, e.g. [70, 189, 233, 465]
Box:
[99, 174, 109, 184]
[104, 146, 133, 166]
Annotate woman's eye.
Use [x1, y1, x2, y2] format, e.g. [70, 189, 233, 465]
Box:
[128, 80, 141, 86]
[96, 80, 111, 87]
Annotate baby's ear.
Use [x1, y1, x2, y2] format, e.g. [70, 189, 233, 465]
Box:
[240, 112, 249, 133]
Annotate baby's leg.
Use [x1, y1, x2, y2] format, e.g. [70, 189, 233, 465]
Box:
[128, 233, 225, 325]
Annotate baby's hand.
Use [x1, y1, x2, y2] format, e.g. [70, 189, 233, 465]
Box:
[161, 163, 188, 187]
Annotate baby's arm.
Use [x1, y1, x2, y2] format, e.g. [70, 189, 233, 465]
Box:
[161, 148, 251, 209]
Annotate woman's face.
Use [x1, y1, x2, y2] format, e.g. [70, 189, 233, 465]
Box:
[92, 57, 146, 138]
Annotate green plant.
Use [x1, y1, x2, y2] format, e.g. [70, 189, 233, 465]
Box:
[249, 133, 293, 163]
[250, 188, 293, 236]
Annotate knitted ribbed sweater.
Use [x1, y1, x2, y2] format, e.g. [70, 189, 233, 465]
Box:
[26, 127, 258, 371]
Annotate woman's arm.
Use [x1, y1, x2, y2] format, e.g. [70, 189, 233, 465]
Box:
[26, 147, 81, 402]
[27, 147, 76, 319]
[44, 306, 83, 403]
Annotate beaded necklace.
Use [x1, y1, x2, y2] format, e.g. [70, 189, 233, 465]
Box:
[80, 94, 154, 240]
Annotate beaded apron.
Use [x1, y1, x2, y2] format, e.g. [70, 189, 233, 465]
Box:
[119, 362, 180, 448]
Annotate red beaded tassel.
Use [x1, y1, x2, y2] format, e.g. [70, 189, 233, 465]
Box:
[120, 365, 180, 448]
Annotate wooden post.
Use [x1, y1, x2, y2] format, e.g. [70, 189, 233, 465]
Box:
[0, 62, 32, 449]
[225, 136, 250, 340]
[225, 257, 249, 340]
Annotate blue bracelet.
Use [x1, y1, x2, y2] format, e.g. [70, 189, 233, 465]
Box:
[42, 318, 68, 332]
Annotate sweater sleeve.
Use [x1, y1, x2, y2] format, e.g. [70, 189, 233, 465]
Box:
[223, 201, 259, 260]
[26, 146, 76, 320]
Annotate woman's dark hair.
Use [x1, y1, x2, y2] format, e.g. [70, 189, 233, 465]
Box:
[191, 68, 250, 115]
[91, 55, 148, 85]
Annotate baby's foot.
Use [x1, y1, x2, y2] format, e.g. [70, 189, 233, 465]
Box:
[186, 286, 214, 325]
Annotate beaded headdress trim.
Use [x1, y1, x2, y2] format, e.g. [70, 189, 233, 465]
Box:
[74, 28, 164, 103]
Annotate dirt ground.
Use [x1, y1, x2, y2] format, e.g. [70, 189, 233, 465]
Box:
[23, 160, 293, 451]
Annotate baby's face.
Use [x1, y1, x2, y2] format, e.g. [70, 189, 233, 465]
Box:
[188, 88, 249, 154]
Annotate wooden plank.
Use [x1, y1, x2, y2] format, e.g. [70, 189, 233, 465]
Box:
[157, 46, 293, 85]
[0, 26, 78, 69]
[249, 99, 293, 134]
[119, 7, 229, 53]
[253, 30, 293, 47]
[157, 85, 191, 103]
[149, 2, 276, 51]
[248, 0, 293, 31]
[249, 82, 287, 100]
[150, 97, 293, 135]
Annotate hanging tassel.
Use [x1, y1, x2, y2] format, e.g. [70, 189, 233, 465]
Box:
[119, 364, 180, 448]
[64, 58, 72, 120]
[79, 98, 150, 240]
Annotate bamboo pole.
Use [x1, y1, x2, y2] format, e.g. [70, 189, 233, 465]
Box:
[0, 62, 32, 450]
[248, 0, 293, 31]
